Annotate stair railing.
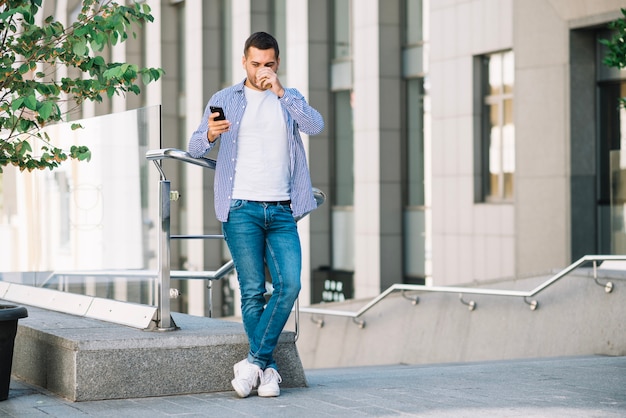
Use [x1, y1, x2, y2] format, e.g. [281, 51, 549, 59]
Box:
[146, 148, 326, 330]
[294, 254, 626, 332]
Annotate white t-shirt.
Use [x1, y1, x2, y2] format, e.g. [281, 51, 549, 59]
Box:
[231, 86, 290, 201]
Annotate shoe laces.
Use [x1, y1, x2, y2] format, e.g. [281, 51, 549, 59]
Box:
[238, 361, 262, 383]
[262, 368, 282, 384]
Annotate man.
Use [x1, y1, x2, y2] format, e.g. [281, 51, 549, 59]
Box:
[188, 32, 324, 398]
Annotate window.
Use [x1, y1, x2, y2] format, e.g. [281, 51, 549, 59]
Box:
[220, 0, 232, 87]
[334, 90, 354, 206]
[402, 0, 429, 284]
[271, 0, 286, 79]
[330, 1, 354, 272]
[333, 0, 351, 60]
[480, 50, 515, 202]
[405, 0, 423, 46]
[406, 78, 425, 207]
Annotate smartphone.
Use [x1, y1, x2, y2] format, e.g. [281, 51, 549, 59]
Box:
[210, 106, 226, 121]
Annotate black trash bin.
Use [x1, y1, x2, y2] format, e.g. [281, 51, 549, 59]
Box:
[0, 304, 28, 401]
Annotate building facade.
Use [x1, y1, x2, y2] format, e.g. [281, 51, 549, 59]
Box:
[430, 0, 626, 285]
[2, 0, 626, 318]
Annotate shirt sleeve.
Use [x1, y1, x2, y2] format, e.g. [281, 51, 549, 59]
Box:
[279, 88, 325, 136]
[188, 101, 217, 158]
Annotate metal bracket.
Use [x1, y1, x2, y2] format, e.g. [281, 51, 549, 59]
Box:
[594, 279, 614, 293]
[310, 315, 324, 328]
[592, 260, 614, 293]
[401, 290, 420, 305]
[352, 317, 366, 328]
[459, 294, 476, 311]
[524, 296, 538, 311]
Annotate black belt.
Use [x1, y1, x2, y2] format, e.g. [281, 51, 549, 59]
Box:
[249, 200, 291, 206]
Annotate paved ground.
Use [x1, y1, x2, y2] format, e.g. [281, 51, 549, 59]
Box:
[1, 355, 625, 417]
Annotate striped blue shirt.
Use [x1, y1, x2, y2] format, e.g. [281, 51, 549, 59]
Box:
[188, 78, 324, 222]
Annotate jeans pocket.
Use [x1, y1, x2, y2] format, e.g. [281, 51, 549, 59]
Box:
[229, 199, 245, 211]
[277, 202, 293, 214]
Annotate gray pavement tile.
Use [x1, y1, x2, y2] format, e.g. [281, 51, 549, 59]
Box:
[1, 356, 625, 418]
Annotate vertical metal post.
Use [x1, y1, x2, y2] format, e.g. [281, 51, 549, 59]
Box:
[157, 178, 174, 330]
[294, 298, 300, 342]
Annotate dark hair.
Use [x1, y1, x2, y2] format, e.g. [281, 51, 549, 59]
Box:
[244, 32, 280, 58]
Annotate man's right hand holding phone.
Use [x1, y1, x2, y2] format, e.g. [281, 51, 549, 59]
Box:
[207, 106, 230, 143]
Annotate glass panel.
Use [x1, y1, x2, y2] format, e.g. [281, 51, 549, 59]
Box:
[607, 84, 626, 254]
[334, 0, 351, 59]
[405, 0, 423, 45]
[503, 97, 514, 125]
[407, 78, 425, 206]
[482, 50, 514, 202]
[334, 90, 354, 206]
[0, 173, 4, 217]
[503, 99, 515, 199]
[221, 0, 232, 86]
[597, 81, 624, 253]
[610, 150, 626, 253]
[0, 106, 162, 304]
[488, 54, 502, 95]
[404, 208, 426, 280]
[489, 101, 500, 126]
[503, 50, 515, 94]
[272, 0, 287, 79]
[332, 208, 355, 271]
[488, 103, 502, 199]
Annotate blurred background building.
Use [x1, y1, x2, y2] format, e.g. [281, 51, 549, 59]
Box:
[2, 0, 626, 320]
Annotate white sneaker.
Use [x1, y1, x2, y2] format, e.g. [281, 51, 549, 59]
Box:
[231, 359, 261, 398]
[257, 368, 282, 397]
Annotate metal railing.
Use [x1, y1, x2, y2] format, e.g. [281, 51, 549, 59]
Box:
[146, 148, 223, 330]
[39, 264, 235, 300]
[295, 255, 625, 330]
[36, 148, 623, 335]
[146, 148, 326, 330]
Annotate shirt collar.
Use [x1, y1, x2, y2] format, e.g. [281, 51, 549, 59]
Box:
[234, 78, 247, 93]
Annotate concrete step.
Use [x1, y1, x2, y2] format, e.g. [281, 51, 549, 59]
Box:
[10, 305, 306, 401]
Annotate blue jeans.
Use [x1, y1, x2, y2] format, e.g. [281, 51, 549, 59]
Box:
[222, 200, 301, 371]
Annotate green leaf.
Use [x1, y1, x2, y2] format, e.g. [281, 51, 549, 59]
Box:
[23, 94, 37, 111]
[11, 97, 24, 111]
[1, 0, 163, 173]
[36, 84, 50, 95]
[141, 71, 151, 85]
[38, 101, 53, 120]
[72, 38, 88, 56]
[93, 55, 105, 66]
[18, 63, 30, 74]
[70, 145, 91, 162]
[103, 66, 122, 79]
[19, 118, 33, 132]
[15, 140, 32, 157]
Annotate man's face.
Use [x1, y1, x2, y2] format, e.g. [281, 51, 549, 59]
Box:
[242, 46, 279, 91]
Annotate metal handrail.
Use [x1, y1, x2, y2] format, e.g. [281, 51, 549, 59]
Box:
[147, 147, 325, 330]
[296, 254, 625, 329]
[146, 148, 216, 178]
[42, 262, 235, 284]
